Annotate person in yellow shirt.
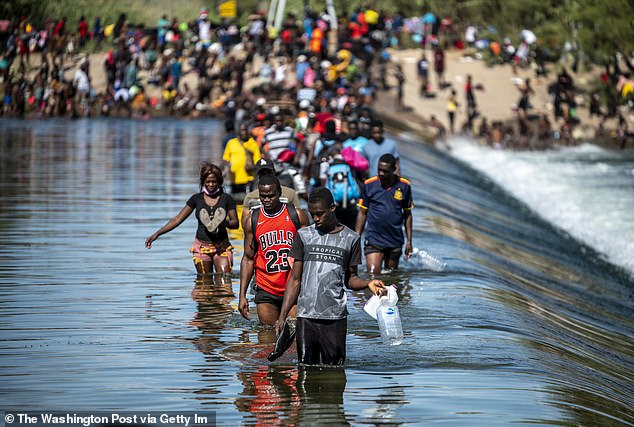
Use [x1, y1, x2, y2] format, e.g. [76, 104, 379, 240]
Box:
[223, 123, 261, 194]
[446, 89, 459, 134]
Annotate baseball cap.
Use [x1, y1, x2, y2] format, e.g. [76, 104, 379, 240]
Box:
[255, 158, 275, 173]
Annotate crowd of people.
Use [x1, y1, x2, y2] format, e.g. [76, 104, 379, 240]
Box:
[409, 23, 633, 150]
[5, 7, 631, 366]
[0, 6, 411, 119]
[2, 8, 631, 149]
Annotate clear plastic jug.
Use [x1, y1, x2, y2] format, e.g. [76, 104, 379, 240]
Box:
[409, 247, 446, 271]
[377, 296, 403, 345]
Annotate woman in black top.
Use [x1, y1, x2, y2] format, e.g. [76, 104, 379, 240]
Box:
[145, 162, 239, 275]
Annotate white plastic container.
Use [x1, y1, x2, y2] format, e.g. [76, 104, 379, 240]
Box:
[364, 285, 398, 320]
[376, 296, 403, 346]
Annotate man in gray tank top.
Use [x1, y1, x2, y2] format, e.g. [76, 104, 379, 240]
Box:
[277, 187, 386, 366]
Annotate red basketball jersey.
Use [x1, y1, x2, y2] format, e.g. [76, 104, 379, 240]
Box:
[253, 205, 298, 296]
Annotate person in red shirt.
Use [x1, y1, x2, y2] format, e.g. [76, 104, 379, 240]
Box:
[78, 16, 88, 47]
[53, 17, 65, 37]
[239, 175, 308, 325]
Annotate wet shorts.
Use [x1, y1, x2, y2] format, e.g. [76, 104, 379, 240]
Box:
[190, 238, 233, 264]
[364, 241, 402, 263]
[296, 317, 347, 366]
[254, 285, 284, 307]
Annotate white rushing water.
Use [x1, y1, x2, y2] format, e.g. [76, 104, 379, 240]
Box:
[447, 138, 634, 276]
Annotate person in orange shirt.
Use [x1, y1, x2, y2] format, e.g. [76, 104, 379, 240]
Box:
[250, 113, 268, 148]
[310, 26, 324, 59]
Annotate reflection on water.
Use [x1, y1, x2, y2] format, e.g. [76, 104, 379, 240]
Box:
[235, 366, 348, 425]
[0, 119, 632, 426]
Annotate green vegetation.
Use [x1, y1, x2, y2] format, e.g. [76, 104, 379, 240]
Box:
[2, 0, 633, 69]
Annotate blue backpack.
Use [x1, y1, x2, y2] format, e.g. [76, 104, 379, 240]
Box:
[326, 160, 360, 209]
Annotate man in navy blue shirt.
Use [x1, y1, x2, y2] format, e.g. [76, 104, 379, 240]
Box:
[355, 153, 413, 274]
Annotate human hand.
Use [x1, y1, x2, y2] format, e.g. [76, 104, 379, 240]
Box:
[368, 279, 386, 296]
[145, 234, 157, 249]
[275, 318, 285, 335]
[405, 241, 413, 258]
[238, 296, 250, 320]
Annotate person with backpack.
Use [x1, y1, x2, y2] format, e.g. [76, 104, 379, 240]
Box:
[306, 120, 362, 229]
[324, 152, 362, 229]
[355, 153, 413, 274]
[242, 158, 302, 210]
[238, 175, 309, 326]
[305, 119, 340, 189]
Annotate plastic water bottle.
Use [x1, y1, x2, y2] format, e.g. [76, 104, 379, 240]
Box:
[417, 249, 446, 272]
[377, 296, 403, 345]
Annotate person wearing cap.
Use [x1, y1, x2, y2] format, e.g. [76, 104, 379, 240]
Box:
[242, 159, 302, 210]
[250, 113, 269, 147]
[295, 99, 312, 132]
[295, 55, 310, 85]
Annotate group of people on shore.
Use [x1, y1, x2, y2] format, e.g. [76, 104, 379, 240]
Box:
[0, 5, 408, 120]
[3, 8, 631, 150]
[412, 24, 633, 150]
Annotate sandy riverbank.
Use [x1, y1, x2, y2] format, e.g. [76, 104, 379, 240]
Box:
[373, 48, 629, 149]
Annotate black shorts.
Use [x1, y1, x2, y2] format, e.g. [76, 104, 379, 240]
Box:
[364, 241, 402, 263]
[296, 317, 347, 366]
[254, 285, 284, 308]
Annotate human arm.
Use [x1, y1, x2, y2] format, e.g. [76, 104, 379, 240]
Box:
[250, 139, 261, 164]
[403, 208, 413, 258]
[224, 207, 239, 229]
[293, 131, 304, 167]
[346, 263, 386, 295]
[297, 207, 310, 227]
[302, 136, 318, 177]
[238, 210, 255, 320]
[355, 206, 367, 236]
[275, 259, 303, 334]
[145, 204, 193, 248]
[222, 141, 232, 179]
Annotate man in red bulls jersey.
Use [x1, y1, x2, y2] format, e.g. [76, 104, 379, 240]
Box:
[239, 175, 308, 325]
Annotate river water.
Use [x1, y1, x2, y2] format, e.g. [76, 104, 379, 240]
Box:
[0, 118, 632, 426]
